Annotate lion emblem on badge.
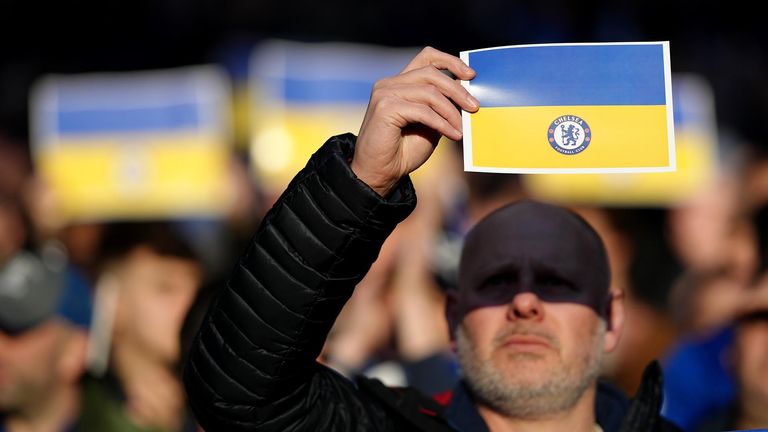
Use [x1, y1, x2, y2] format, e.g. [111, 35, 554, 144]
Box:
[547, 115, 591, 155]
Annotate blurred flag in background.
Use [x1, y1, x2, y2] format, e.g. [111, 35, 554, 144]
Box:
[31, 66, 233, 220]
[248, 40, 418, 192]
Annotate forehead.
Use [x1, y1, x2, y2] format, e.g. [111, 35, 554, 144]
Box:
[470, 220, 598, 262]
[0, 320, 60, 347]
[460, 202, 607, 277]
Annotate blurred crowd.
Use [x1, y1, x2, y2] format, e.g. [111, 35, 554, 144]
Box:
[1, 125, 767, 431]
[0, 133, 268, 431]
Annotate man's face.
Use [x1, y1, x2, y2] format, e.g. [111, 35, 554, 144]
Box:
[455, 294, 606, 417]
[114, 247, 200, 366]
[0, 321, 63, 412]
[450, 201, 621, 417]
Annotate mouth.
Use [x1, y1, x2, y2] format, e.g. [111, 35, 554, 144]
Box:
[498, 334, 553, 353]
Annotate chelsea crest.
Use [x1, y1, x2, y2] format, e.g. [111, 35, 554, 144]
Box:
[547, 115, 591, 155]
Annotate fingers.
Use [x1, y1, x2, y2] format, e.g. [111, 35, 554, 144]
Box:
[390, 83, 463, 132]
[351, 46, 478, 196]
[386, 62, 479, 114]
[368, 62, 477, 135]
[368, 56, 480, 141]
[389, 99, 463, 141]
[413, 65, 480, 113]
[401, 46, 476, 81]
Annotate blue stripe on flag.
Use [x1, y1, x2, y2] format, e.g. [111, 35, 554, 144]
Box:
[56, 104, 200, 134]
[468, 44, 666, 107]
[277, 78, 373, 103]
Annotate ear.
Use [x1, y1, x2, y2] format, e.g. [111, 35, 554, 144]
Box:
[445, 290, 461, 348]
[603, 287, 625, 353]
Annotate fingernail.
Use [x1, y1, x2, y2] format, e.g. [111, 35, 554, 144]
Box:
[467, 95, 480, 109]
[464, 65, 476, 76]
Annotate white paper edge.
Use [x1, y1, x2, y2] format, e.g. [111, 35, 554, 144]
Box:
[662, 41, 677, 172]
[460, 50, 473, 173]
[465, 166, 676, 174]
[460, 41, 676, 174]
[463, 40, 671, 54]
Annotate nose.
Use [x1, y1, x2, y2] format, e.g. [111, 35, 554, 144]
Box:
[507, 292, 543, 321]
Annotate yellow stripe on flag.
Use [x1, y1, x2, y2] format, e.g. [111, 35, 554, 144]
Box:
[522, 130, 715, 205]
[470, 105, 669, 169]
[37, 133, 230, 219]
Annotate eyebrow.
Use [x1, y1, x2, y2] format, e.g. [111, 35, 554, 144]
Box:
[478, 265, 520, 286]
[530, 262, 573, 283]
[477, 260, 575, 287]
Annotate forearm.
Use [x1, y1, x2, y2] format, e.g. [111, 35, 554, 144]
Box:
[184, 134, 416, 430]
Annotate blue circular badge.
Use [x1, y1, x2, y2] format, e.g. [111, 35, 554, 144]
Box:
[547, 115, 592, 155]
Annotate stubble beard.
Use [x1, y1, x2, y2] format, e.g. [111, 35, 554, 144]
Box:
[455, 320, 606, 419]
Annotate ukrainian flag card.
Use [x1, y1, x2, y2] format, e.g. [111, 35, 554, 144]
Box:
[461, 42, 675, 174]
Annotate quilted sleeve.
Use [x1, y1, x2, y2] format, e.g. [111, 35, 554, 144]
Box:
[183, 134, 417, 431]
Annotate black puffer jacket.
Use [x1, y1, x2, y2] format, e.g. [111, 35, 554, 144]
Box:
[184, 134, 680, 432]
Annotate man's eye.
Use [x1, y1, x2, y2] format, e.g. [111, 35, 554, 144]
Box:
[536, 275, 576, 292]
[483, 273, 517, 288]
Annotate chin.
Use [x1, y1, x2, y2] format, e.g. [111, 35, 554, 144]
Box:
[498, 356, 550, 373]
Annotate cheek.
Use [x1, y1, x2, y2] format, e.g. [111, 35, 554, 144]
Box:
[6, 339, 57, 377]
[738, 326, 768, 373]
[147, 290, 196, 336]
[462, 307, 507, 355]
[547, 305, 601, 353]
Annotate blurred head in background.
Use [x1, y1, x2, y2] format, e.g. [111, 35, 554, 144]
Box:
[714, 264, 768, 432]
[0, 249, 90, 431]
[79, 222, 202, 432]
[96, 222, 202, 369]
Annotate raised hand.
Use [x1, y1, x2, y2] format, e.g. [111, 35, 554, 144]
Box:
[351, 46, 479, 196]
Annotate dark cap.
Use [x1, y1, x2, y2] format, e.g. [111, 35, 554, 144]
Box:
[458, 200, 611, 317]
[0, 248, 91, 334]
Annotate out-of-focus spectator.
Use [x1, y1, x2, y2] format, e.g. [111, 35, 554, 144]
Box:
[576, 207, 680, 396]
[79, 223, 201, 432]
[662, 191, 766, 430]
[694, 281, 768, 431]
[668, 175, 756, 284]
[0, 249, 91, 432]
[669, 268, 748, 336]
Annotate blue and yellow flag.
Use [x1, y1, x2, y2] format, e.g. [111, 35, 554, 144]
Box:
[31, 67, 232, 220]
[461, 42, 675, 173]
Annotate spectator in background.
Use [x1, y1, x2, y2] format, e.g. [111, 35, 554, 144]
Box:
[579, 208, 681, 397]
[661, 166, 763, 430]
[694, 281, 768, 431]
[693, 201, 768, 431]
[79, 223, 202, 432]
[0, 249, 91, 432]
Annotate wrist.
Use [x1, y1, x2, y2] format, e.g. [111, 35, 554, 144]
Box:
[350, 159, 400, 197]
